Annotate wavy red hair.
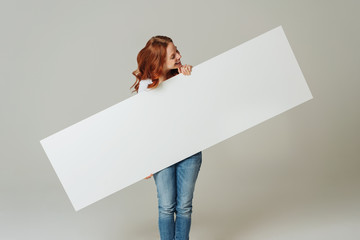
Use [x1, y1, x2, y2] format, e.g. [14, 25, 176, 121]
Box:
[130, 36, 179, 93]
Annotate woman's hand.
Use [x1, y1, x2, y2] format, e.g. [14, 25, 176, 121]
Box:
[178, 64, 192, 75]
[144, 173, 153, 179]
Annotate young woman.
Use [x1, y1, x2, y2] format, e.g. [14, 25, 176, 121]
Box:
[130, 36, 202, 240]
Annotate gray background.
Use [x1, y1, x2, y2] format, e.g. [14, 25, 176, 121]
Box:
[1, 0, 359, 239]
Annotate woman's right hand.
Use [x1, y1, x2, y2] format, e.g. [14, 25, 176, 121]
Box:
[144, 173, 153, 179]
[178, 64, 192, 75]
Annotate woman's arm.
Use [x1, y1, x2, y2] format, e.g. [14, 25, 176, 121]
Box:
[143, 65, 192, 180]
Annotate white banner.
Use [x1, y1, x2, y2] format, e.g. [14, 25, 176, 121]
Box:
[40, 26, 313, 211]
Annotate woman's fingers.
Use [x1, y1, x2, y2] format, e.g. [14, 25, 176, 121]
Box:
[144, 173, 153, 179]
[179, 64, 192, 75]
[184, 65, 189, 75]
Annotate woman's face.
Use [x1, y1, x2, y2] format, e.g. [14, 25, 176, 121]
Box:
[163, 42, 182, 72]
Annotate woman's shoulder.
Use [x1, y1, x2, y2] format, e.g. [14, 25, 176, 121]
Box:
[138, 79, 153, 93]
[140, 79, 153, 86]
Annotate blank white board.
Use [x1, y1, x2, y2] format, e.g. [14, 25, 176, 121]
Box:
[40, 26, 313, 211]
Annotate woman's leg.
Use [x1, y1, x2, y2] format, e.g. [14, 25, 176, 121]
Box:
[175, 151, 202, 240]
[153, 165, 177, 240]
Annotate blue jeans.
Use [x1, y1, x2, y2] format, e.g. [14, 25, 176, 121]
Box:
[153, 151, 202, 240]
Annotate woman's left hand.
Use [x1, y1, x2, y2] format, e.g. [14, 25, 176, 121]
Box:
[144, 173, 153, 179]
[178, 64, 192, 75]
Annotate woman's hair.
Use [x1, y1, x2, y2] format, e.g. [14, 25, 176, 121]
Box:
[130, 35, 179, 93]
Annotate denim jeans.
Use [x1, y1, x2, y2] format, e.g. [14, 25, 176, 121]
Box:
[153, 151, 202, 240]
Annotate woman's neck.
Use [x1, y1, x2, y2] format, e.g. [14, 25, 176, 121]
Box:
[158, 75, 165, 83]
[159, 71, 170, 83]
